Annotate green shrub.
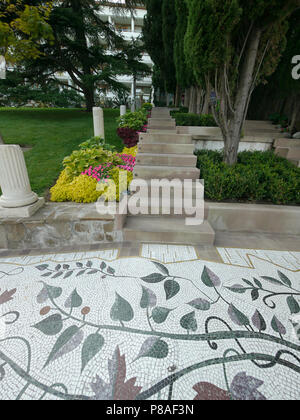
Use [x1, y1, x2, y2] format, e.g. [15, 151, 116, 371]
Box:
[171, 113, 217, 127]
[196, 150, 300, 205]
[117, 109, 148, 131]
[63, 148, 123, 178]
[142, 103, 153, 112]
[79, 136, 116, 152]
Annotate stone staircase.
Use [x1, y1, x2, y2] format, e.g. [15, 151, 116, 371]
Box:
[274, 138, 300, 167]
[123, 108, 215, 245]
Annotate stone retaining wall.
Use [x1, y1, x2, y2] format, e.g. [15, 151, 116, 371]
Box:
[0, 202, 125, 250]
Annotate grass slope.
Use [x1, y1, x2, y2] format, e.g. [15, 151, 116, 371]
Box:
[0, 108, 123, 196]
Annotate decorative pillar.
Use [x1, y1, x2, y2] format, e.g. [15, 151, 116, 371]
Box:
[0, 145, 44, 217]
[93, 107, 105, 139]
[120, 105, 126, 116]
[131, 15, 135, 33]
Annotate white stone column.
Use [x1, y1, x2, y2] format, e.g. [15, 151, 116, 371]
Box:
[0, 145, 38, 208]
[93, 107, 105, 139]
[120, 105, 126, 116]
[131, 16, 135, 33]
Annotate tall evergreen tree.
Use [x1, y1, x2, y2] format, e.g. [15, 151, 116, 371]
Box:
[184, 0, 300, 165]
[9, 0, 149, 111]
[161, 0, 177, 96]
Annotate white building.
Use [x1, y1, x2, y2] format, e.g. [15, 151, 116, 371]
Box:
[57, 1, 153, 104]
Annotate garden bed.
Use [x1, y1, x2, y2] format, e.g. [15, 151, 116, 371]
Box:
[197, 150, 300, 205]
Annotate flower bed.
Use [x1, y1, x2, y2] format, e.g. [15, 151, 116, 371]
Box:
[50, 137, 137, 203]
[116, 103, 152, 147]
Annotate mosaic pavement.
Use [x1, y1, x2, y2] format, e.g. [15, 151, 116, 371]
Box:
[0, 245, 299, 400]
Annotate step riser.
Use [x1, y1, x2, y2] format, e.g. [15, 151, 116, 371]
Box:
[124, 230, 215, 246]
[129, 180, 204, 199]
[147, 130, 178, 134]
[147, 126, 176, 131]
[138, 144, 195, 155]
[287, 150, 300, 160]
[140, 134, 192, 144]
[148, 118, 175, 124]
[274, 139, 300, 148]
[136, 154, 197, 167]
[133, 167, 200, 180]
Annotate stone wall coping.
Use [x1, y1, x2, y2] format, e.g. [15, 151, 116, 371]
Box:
[192, 135, 274, 143]
[0, 202, 116, 223]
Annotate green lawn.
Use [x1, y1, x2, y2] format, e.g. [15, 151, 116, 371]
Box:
[0, 108, 123, 196]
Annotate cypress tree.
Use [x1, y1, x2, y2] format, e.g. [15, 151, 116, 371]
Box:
[184, 0, 300, 165]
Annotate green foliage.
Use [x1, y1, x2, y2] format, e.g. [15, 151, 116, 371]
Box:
[162, 0, 177, 94]
[171, 113, 217, 127]
[117, 109, 148, 131]
[174, 0, 193, 88]
[0, 71, 83, 107]
[79, 137, 116, 153]
[196, 150, 300, 205]
[0, 0, 54, 62]
[0, 108, 123, 195]
[63, 148, 123, 179]
[142, 102, 153, 112]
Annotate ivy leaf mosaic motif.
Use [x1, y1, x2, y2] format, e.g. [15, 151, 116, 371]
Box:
[44, 326, 84, 368]
[228, 304, 250, 327]
[180, 311, 198, 333]
[91, 346, 142, 400]
[152, 261, 170, 276]
[287, 296, 300, 314]
[260, 276, 284, 286]
[252, 310, 267, 332]
[110, 293, 134, 324]
[135, 337, 169, 361]
[164, 280, 180, 300]
[271, 316, 287, 336]
[230, 372, 266, 401]
[64, 289, 83, 309]
[277, 271, 292, 287]
[152, 307, 172, 324]
[188, 298, 211, 311]
[193, 382, 230, 401]
[201, 266, 221, 288]
[140, 286, 157, 309]
[33, 314, 63, 336]
[37, 284, 62, 304]
[141, 273, 167, 284]
[81, 333, 105, 373]
[0, 289, 16, 305]
[226, 285, 247, 294]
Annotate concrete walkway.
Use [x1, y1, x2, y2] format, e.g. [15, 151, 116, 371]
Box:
[0, 242, 299, 400]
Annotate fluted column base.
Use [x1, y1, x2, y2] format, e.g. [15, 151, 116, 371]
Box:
[0, 197, 45, 218]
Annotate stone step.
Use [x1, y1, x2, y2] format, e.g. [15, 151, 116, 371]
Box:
[274, 139, 300, 148]
[147, 125, 177, 131]
[129, 200, 204, 217]
[147, 129, 178, 134]
[133, 165, 200, 180]
[148, 118, 175, 124]
[136, 153, 197, 167]
[290, 159, 300, 167]
[138, 142, 195, 155]
[129, 179, 204, 199]
[123, 216, 215, 245]
[275, 147, 289, 158]
[140, 133, 192, 144]
[286, 148, 300, 160]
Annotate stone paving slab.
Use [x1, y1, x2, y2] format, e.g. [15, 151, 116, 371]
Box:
[0, 245, 299, 400]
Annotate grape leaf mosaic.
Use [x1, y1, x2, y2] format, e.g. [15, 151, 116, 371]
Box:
[0, 251, 299, 400]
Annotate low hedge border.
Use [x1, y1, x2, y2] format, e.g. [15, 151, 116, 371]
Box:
[196, 150, 300, 205]
[171, 112, 217, 127]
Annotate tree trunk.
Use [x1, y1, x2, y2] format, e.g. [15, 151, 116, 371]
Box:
[290, 96, 300, 133]
[84, 88, 95, 112]
[223, 27, 262, 165]
[175, 84, 180, 107]
[196, 87, 203, 115]
[189, 86, 197, 114]
[184, 87, 190, 108]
